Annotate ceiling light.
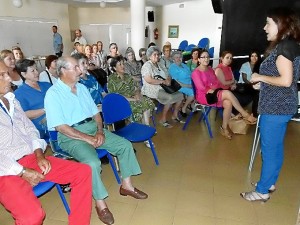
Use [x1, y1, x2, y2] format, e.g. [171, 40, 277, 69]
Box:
[12, 0, 23, 8]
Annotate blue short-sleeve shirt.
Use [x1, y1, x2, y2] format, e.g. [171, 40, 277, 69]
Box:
[45, 79, 98, 129]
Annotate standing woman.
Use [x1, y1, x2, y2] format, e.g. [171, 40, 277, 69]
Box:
[241, 7, 300, 202]
[0, 49, 24, 89]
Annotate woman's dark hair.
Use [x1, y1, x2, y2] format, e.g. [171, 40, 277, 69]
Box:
[247, 50, 262, 73]
[15, 59, 35, 75]
[265, 7, 300, 54]
[191, 48, 200, 56]
[110, 55, 124, 72]
[198, 49, 209, 57]
[148, 42, 156, 48]
[139, 48, 147, 57]
[45, 55, 58, 69]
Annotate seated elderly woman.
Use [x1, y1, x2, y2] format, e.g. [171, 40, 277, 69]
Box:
[108, 56, 155, 147]
[215, 50, 253, 115]
[168, 51, 194, 117]
[138, 48, 147, 66]
[124, 48, 143, 83]
[192, 49, 257, 140]
[0, 49, 24, 90]
[108, 56, 154, 124]
[159, 44, 173, 71]
[39, 55, 59, 85]
[72, 53, 105, 106]
[141, 46, 184, 128]
[14, 59, 52, 139]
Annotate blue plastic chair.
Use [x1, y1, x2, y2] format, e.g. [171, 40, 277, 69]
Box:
[178, 40, 188, 51]
[102, 93, 159, 165]
[48, 131, 121, 184]
[182, 81, 223, 138]
[197, 38, 210, 50]
[184, 44, 196, 52]
[33, 181, 70, 214]
[208, 47, 214, 58]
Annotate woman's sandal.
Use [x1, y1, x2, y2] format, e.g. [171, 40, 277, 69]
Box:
[243, 113, 257, 125]
[252, 182, 276, 193]
[172, 117, 185, 124]
[240, 191, 270, 202]
[159, 121, 173, 128]
[220, 126, 232, 140]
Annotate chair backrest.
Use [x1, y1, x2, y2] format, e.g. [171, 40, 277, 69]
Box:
[102, 93, 132, 124]
[48, 130, 73, 159]
[198, 38, 210, 49]
[184, 44, 196, 52]
[208, 47, 214, 58]
[178, 40, 188, 51]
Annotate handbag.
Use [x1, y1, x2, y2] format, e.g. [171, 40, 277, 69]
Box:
[205, 88, 222, 104]
[154, 75, 181, 94]
[228, 114, 250, 135]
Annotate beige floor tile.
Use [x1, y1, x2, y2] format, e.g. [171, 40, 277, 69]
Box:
[175, 190, 215, 217]
[214, 195, 258, 224]
[173, 212, 215, 225]
[129, 205, 174, 225]
[254, 201, 298, 225]
[1, 113, 300, 225]
[215, 218, 256, 225]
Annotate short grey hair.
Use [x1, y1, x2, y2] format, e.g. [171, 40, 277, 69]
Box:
[146, 46, 160, 59]
[56, 56, 71, 77]
[171, 51, 183, 59]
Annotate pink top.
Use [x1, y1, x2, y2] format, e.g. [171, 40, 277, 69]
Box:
[191, 67, 223, 107]
[215, 63, 234, 90]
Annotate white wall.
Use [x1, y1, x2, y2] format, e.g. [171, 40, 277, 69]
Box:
[0, 0, 223, 62]
[160, 0, 223, 61]
[0, 0, 72, 56]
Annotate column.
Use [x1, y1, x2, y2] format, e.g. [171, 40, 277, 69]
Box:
[130, 0, 145, 59]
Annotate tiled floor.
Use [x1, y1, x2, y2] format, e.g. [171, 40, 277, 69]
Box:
[1, 112, 300, 225]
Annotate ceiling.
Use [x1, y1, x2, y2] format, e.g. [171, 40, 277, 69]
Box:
[39, 0, 194, 8]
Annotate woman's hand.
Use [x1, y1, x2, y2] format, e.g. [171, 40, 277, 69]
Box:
[230, 83, 237, 90]
[250, 73, 261, 83]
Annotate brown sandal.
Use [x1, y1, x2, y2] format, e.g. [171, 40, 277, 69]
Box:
[220, 126, 232, 140]
[243, 113, 257, 125]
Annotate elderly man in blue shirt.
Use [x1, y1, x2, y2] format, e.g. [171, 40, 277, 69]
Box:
[44, 56, 147, 225]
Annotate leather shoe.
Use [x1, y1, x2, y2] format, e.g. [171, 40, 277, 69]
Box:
[119, 186, 148, 199]
[95, 207, 114, 225]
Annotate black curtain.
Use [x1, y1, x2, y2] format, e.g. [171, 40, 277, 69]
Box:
[220, 0, 300, 70]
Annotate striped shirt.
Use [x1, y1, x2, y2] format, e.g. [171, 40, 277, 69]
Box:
[0, 92, 47, 176]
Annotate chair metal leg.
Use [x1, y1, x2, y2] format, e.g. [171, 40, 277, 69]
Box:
[248, 115, 261, 171]
[55, 184, 70, 214]
[148, 139, 159, 165]
[199, 106, 213, 138]
[106, 153, 121, 184]
[182, 111, 194, 130]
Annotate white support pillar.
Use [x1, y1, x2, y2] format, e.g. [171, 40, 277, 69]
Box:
[130, 0, 145, 59]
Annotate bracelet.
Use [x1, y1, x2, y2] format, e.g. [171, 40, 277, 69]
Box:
[20, 167, 26, 177]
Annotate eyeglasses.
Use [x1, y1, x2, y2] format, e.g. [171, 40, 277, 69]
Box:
[200, 56, 210, 59]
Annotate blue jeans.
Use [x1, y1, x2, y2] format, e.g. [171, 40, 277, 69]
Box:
[256, 114, 292, 194]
